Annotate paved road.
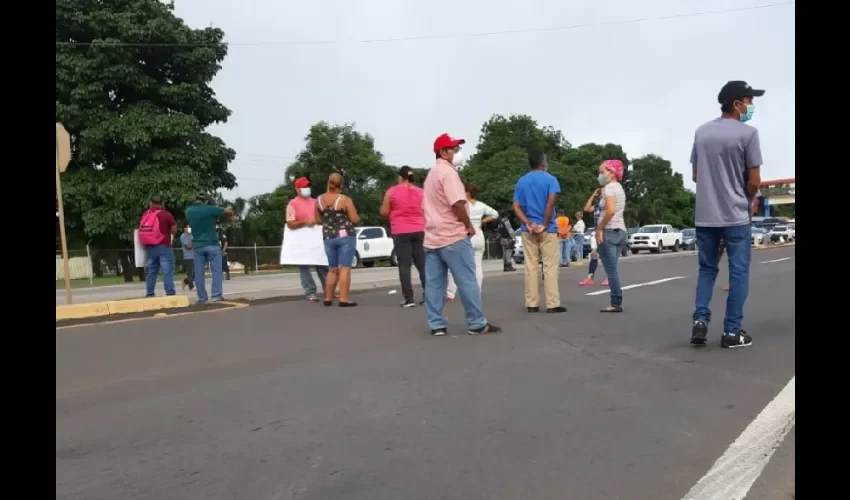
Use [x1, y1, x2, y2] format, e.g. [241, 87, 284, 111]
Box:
[56, 247, 795, 500]
[57, 251, 709, 305]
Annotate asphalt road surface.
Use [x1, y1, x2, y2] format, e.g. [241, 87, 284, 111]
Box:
[56, 246, 795, 500]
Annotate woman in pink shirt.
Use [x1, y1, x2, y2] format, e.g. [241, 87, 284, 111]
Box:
[380, 166, 426, 308]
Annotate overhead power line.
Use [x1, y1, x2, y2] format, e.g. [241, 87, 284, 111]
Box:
[56, 1, 794, 48]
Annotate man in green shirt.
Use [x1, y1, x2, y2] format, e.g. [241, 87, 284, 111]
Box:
[185, 194, 236, 302]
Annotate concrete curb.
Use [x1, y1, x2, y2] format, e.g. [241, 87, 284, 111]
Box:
[56, 296, 190, 322]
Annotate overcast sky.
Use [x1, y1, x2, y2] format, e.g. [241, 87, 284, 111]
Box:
[172, 0, 795, 199]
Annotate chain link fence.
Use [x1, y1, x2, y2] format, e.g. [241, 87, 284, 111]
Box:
[56, 240, 512, 286]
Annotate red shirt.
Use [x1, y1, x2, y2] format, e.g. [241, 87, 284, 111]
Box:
[150, 204, 176, 239]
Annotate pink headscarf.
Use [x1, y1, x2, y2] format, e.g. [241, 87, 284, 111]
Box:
[601, 160, 624, 181]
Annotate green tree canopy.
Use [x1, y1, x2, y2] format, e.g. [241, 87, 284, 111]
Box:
[56, 0, 236, 254]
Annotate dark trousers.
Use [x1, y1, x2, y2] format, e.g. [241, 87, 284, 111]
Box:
[393, 231, 426, 302]
[221, 253, 231, 279]
[183, 258, 195, 290]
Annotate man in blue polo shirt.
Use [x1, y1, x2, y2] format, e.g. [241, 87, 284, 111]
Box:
[512, 149, 566, 314]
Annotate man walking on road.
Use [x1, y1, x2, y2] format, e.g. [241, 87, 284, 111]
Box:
[690, 80, 764, 348]
[186, 194, 237, 303]
[497, 215, 517, 272]
[138, 195, 177, 297]
[422, 133, 501, 336]
[513, 150, 566, 313]
[286, 177, 329, 303]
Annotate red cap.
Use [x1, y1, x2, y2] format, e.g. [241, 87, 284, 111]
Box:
[294, 177, 311, 189]
[433, 133, 466, 153]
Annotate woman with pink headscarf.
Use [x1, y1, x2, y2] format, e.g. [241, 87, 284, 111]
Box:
[593, 160, 628, 313]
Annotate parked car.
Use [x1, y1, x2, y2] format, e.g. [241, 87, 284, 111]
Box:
[680, 228, 697, 250]
[768, 224, 794, 244]
[353, 226, 397, 268]
[751, 226, 771, 245]
[630, 224, 683, 254]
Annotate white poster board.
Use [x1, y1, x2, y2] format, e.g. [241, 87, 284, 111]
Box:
[133, 230, 174, 268]
[133, 229, 147, 267]
[280, 226, 329, 266]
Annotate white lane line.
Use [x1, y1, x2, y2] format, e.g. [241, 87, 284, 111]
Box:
[584, 276, 686, 296]
[761, 257, 793, 264]
[682, 376, 795, 500]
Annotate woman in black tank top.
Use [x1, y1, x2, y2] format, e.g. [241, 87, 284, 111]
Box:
[315, 173, 360, 306]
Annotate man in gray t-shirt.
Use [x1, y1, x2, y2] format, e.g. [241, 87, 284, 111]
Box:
[689, 80, 764, 349]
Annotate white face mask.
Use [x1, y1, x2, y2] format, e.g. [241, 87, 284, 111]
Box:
[451, 151, 466, 167]
[299, 187, 312, 197]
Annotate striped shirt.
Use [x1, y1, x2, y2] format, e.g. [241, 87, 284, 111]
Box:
[599, 182, 627, 230]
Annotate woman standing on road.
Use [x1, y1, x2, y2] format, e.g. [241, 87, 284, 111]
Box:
[595, 160, 628, 313]
[446, 183, 498, 301]
[380, 166, 427, 308]
[316, 173, 361, 307]
[579, 189, 609, 287]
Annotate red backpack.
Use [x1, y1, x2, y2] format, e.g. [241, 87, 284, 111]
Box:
[138, 209, 167, 246]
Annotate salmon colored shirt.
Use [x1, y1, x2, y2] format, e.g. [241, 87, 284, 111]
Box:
[386, 184, 425, 235]
[285, 196, 317, 223]
[423, 159, 468, 249]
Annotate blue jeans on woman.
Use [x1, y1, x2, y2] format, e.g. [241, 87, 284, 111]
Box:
[324, 236, 356, 268]
[193, 245, 223, 302]
[693, 224, 751, 333]
[424, 237, 487, 330]
[572, 234, 584, 260]
[598, 229, 627, 307]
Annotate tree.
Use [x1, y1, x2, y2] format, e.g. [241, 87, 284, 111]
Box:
[283, 122, 397, 227]
[56, 0, 236, 280]
[624, 155, 695, 228]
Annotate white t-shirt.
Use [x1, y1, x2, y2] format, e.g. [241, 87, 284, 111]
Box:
[468, 200, 498, 248]
[573, 220, 586, 235]
[600, 182, 627, 230]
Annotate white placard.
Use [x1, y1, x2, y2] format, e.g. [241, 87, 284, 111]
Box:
[133, 229, 147, 267]
[133, 231, 174, 268]
[280, 226, 329, 266]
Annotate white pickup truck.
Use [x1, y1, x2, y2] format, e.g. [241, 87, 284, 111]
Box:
[353, 226, 398, 268]
[630, 224, 683, 254]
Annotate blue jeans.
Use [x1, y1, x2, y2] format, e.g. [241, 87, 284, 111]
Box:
[559, 238, 574, 266]
[299, 265, 328, 297]
[144, 244, 176, 297]
[572, 234, 584, 260]
[693, 224, 752, 333]
[598, 229, 627, 307]
[193, 245, 223, 302]
[324, 236, 356, 268]
[424, 238, 487, 330]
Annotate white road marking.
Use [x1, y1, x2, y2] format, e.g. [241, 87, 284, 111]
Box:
[761, 257, 793, 264]
[585, 276, 686, 296]
[682, 376, 795, 500]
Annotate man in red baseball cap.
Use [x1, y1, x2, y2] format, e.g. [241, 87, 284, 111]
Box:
[286, 176, 328, 302]
[421, 133, 501, 336]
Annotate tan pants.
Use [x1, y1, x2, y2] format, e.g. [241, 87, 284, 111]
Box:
[522, 232, 560, 308]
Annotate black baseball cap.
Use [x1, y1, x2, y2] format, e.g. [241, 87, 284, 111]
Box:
[399, 165, 415, 179]
[718, 80, 765, 105]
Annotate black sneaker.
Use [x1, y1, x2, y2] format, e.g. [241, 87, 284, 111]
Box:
[469, 323, 502, 335]
[721, 330, 753, 348]
[431, 327, 447, 336]
[503, 266, 516, 272]
[691, 321, 708, 346]
[527, 307, 540, 313]
[401, 300, 416, 308]
[547, 306, 568, 313]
